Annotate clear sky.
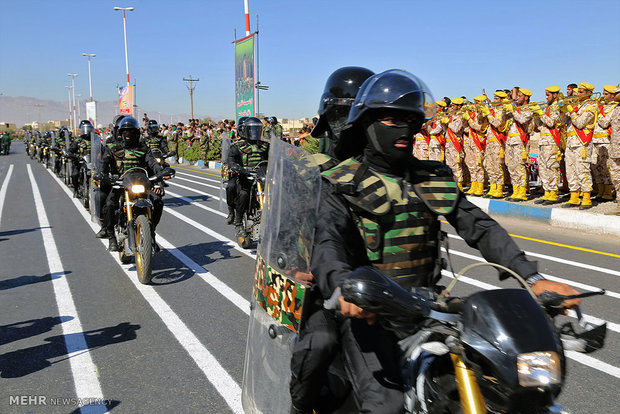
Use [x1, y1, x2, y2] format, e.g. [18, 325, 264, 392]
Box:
[1, 0, 619, 121]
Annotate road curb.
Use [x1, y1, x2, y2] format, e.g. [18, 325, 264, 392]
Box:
[467, 196, 620, 238]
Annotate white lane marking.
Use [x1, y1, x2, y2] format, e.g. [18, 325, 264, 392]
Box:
[168, 181, 222, 201]
[163, 206, 256, 260]
[157, 237, 250, 316]
[27, 165, 106, 414]
[443, 247, 620, 300]
[172, 176, 221, 191]
[447, 233, 620, 278]
[166, 189, 226, 217]
[565, 351, 620, 380]
[0, 164, 14, 226]
[176, 171, 221, 184]
[45, 167, 243, 414]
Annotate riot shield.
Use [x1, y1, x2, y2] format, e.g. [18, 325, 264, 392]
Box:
[241, 137, 321, 414]
[89, 132, 103, 223]
[219, 133, 232, 211]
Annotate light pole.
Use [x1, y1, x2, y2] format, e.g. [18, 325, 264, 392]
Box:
[76, 94, 82, 120]
[65, 86, 72, 129]
[113, 7, 134, 86]
[68, 73, 78, 134]
[81, 53, 96, 101]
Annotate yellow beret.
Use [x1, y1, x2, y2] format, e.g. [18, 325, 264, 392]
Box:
[579, 82, 594, 91]
[494, 91, 508, 98]
[603, 84, 616, 93]
[545, 86, 561, 93]
[452, 97, 465, 105]
[435, 100, 447, 107]
[519, 88, 533, 96]
[473, 95, 488, 103]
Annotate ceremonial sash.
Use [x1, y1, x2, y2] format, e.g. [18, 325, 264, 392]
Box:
[572, 124, 593, 145]
[469, 129, 485, 151]
[431, 121, 446, 147]
[599, 105, 612, 136]
[514, 109, 529, 145]
[446, 128, 463, 152]
[421, 130, 431, 145]
[488, 109, 507, 145]
[545, 108, 562, 148]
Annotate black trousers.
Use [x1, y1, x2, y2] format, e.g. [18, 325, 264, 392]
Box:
[291, 310, 404, 414]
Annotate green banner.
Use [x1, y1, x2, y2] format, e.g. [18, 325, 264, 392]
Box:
[234, 34, 255, 120]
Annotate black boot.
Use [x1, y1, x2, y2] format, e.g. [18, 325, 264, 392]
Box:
[152, 231, 160, 253]
[225, 206, 235, 225]
[108, 236, 120, 252]
[95, 227, 110, 238]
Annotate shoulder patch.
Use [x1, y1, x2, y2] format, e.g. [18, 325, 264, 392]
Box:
[410, 160, 459, 216]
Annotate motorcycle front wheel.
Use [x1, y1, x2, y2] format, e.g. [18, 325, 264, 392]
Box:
[135, 215, 153, 284]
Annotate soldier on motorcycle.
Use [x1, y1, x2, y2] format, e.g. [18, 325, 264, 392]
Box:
[227, 116, 269, 236]
[69, 121, 93, 197]
[96, 116, 171, 252]
[144, 119, 169, 154]
[304, 69, 581, 413]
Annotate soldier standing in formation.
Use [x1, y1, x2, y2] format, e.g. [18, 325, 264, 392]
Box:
[535, 86, 564, 205]
[463, 95, 488, 196]
[606, 85, 620, 215]
[482, 91, 509, 198]
[441, 97, 465, 189]
[504, 88, 535, 202]
[427, 100, 447, 162]
[591, 84, 617, 201]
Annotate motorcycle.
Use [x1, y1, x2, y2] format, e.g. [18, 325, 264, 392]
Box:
[234, 160, 268, 249]
[111, 166, 174, 284]
[336, 264, 606, 414]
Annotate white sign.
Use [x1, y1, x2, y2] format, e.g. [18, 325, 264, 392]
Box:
[85, 101, 97, 128]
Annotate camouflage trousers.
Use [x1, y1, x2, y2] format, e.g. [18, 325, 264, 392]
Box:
[445, 145, 463, 183]
[538, 144, 561, 191]
[414, 139, 429, 160]
[428, 139, 443, 162]
[505, 143, 528, 187]
[610, 157, 620, 198]
[565, 144, 593, 192]
[484, 139, 504, 185]
[591, 142, 611, 185]
[464, 140, 484, 183]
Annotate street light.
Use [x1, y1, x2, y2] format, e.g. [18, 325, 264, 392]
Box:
[113, 7, 134, 86]
[67, 74, 78, 133]
[81, 53, 96, 102]
[64, 86, 72, 128]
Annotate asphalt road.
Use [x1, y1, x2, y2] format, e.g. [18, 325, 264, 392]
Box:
[1, 143, 619, 414]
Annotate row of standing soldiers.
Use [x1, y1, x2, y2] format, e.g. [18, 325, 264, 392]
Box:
[413, 82, 620, 210]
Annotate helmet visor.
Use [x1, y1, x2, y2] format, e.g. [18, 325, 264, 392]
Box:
[247, 124, 262, 141]
[353, 70, 436, 120]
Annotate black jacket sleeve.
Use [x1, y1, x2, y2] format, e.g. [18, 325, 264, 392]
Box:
[228, 144, 243, 170]
[310, 181, 370, 299]
[445, 196, 538, 280]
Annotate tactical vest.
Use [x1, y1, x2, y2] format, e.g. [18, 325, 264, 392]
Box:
[78, 138, 91, 155]
[237, 141, 268, 168]
[114, 148, 145, 174]
[322, 158, 459, 290]
[146, 135, 162, 151]
[309, 153, 339, 172]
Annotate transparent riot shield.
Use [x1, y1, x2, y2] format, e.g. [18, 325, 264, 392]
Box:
[242, 137, 321, 414]
[89, 132, 103, 223]
[219, 133, 232, 211]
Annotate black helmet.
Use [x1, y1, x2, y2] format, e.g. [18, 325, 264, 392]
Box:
[335, 69, 436, 160]
[147, 119, 159, 135]
[112, 114, 127, 140]
[242, 117, 263, 141]
[79, 120, 92, 128]
[311, 66, 375, 139]
[118, 116, 141, 148]
[268, 116, 278, 124]
[80, 122, 94, 137]
[237, 116, 249, 139]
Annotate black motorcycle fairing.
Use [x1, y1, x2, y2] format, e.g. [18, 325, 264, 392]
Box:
[460, 289, 565, 410]
[122, 171, 151, 193]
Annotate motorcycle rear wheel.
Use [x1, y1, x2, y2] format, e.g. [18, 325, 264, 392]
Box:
[135, 215, 153, 284]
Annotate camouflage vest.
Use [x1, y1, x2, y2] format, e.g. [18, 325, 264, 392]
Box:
[114, 148, 145, 174]
[237, 141, 268, 168]
[322, 158, 459, 289]
[78, 138, 91, 155]
[309, 153, 339, 172]
[146, 135, 162, 151]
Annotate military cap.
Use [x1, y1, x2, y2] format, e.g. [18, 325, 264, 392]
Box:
[603, 84, 616, 93]
[519, 88, 533, 96]
[579, 82, 594, 91]
[494, 91, 508, 98]
[452, 97, 465, 105]
[545, 86, 561, 93]
[473, 95, 488, 103]
[435, 100, 447, 107]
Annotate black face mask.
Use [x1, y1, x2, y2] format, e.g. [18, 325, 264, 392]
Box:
[363, 120, 416, 175]
[325, 105, 351, 140]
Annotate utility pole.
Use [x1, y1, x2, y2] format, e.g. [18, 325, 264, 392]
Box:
[34, 104, 43, 131]
[183, 75, 200, 121]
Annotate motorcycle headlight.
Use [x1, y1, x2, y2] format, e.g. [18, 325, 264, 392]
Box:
[155, 158, 162, 163]
[517, 352, 561, 387]
[131, 184, 146, 194]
